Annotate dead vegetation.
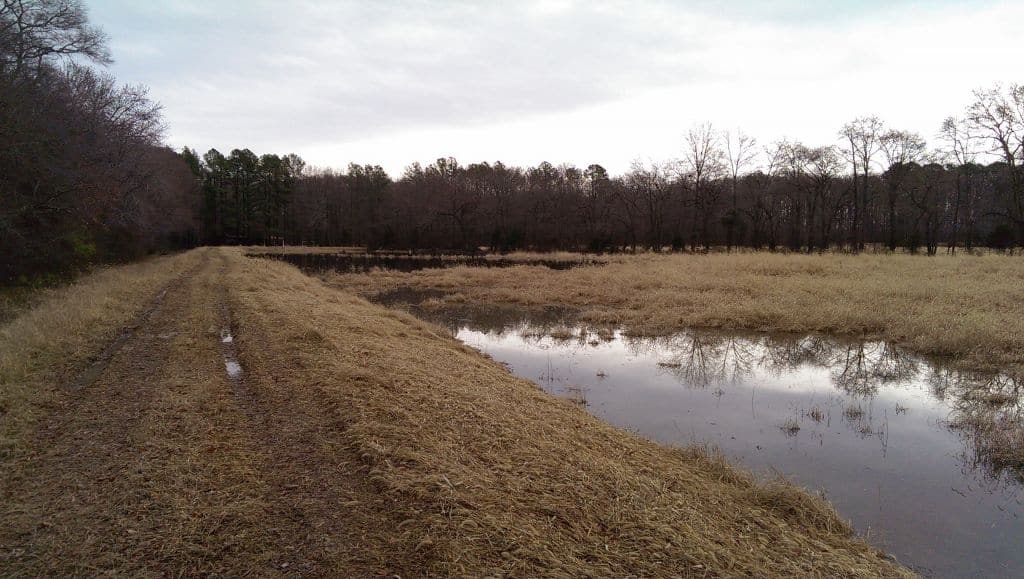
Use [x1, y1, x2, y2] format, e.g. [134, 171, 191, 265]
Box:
[0, 249, 206, 458]
[225, 250, 911, 576]
[948, 411, 1024, 478]
[940, 371, 1024, 478]
[780, 418, 802, 436]
[0, 248, 914, 575]
[326, 251, 1024, 376]
[242, 244, 368, 254]
[0, 285, 44, 324]
[844, 404, 867, 421]
[1, 253, 283, 574]
[548, 325, 575, 340]
[807, 406, 827, 423]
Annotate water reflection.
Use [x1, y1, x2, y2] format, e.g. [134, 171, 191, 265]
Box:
[637, 333, 922, 394]
[931, 369, 1024, 486]
[381, 296, 1023, 578]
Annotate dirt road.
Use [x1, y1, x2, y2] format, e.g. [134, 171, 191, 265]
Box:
[0, 248, 913, 576]
[1, 249, 395, 576]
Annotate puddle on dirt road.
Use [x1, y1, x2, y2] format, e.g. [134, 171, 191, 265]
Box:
[224, 360, 242, 379]
[220, 328, 242, 379]
[251, 252, 601, 274]
[382, 295, 1024, 578]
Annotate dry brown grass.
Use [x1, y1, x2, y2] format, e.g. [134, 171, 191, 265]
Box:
[0, 286, 42, 324]
[948, 411, 1024, 479]
[327, 252, 1024, 375]
[780, 418, 802, 436]
[0, 248, 913, 575]
[227, 250, 911, 576]
[242, 244, 367, 254]
[0, 249, 205, 458]
[1, 253, 281, 574]
[807, 406, 827, 423]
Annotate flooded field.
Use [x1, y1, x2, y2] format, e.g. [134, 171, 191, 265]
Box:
[251, 251, 600, 274]
[380, 293, 1024, 578]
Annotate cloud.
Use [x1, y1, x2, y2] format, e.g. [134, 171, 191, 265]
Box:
[90, 0, 1022, 174]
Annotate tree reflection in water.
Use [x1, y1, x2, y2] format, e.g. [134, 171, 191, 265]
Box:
[620, 328, 1021, 483]
[628, 330, 920, 395]
[371, 293, 1024, 487]
[928, 369, 1024, 485]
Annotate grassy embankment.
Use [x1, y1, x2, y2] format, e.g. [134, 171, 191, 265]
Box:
[0, 247, 912, 576]
[327, 252, 1024, 376]
[326, 251, 1024, 476]
[0, 249, 206, 457]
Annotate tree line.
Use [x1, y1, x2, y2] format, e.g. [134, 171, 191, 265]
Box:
[1, 0, 201, 283]
[4, 2, 1024, 285]
[191, 83, 1024, 255]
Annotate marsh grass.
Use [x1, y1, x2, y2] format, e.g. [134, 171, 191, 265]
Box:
[548, 326, 575, 340]
[327, 252, 1024, 376]
[563, 385, 588, 407]
[780, 418, 802, 436]
[844, 404, 867, 421]
[323, 248, 1024, 497]
[242, 244, 368, 254]
[948, 411, 1024, 475]
[807, 406, 827, 423]
[966, 390, 1016, 406]
[227, 251, 911, 576]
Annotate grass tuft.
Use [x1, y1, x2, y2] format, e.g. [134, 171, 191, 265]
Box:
[780, 418, 802, 436]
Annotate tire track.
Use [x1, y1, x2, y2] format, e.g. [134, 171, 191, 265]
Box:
[215, 253, 402, 575]
[2, 249, 290, 575]
[62, 258, 205, 393]
[3, 254, 210, 573]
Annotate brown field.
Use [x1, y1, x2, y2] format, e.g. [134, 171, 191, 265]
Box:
[0, 247, 911, 576]
[327, 252, 1024, 375]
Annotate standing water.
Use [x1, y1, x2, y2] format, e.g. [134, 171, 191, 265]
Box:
[383, 297, 1024, 578]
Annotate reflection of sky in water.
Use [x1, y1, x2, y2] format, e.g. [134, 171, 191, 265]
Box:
[457, 326, 1024, 579]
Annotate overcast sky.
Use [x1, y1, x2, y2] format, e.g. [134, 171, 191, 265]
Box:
[90, 0, 1021, 175]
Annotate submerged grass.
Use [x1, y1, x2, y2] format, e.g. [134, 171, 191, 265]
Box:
[948, 411, 1024, 477]
[780, 418, 802, 436]
[844, 404, 867, 421]
[807, 406, 827, 423]
[228, 251, 911, 576]
[327, 252, 1024, 376]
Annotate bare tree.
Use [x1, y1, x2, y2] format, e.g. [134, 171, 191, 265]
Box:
[624, 160, 673, 250]
[967, 84, 1024, 246]
[744, 141, 787, 250]
[839, 116, 884, 251]
[723, 128, 757, 251]
[683, 123, 726, 251]
[0, 0, 110, 77]
[879, 129, 928, 250]
[938, 117, 979, 253]
[580, 164, 612, 250]
[907, 163, 948, 255]
[804, 145, 846, 251]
